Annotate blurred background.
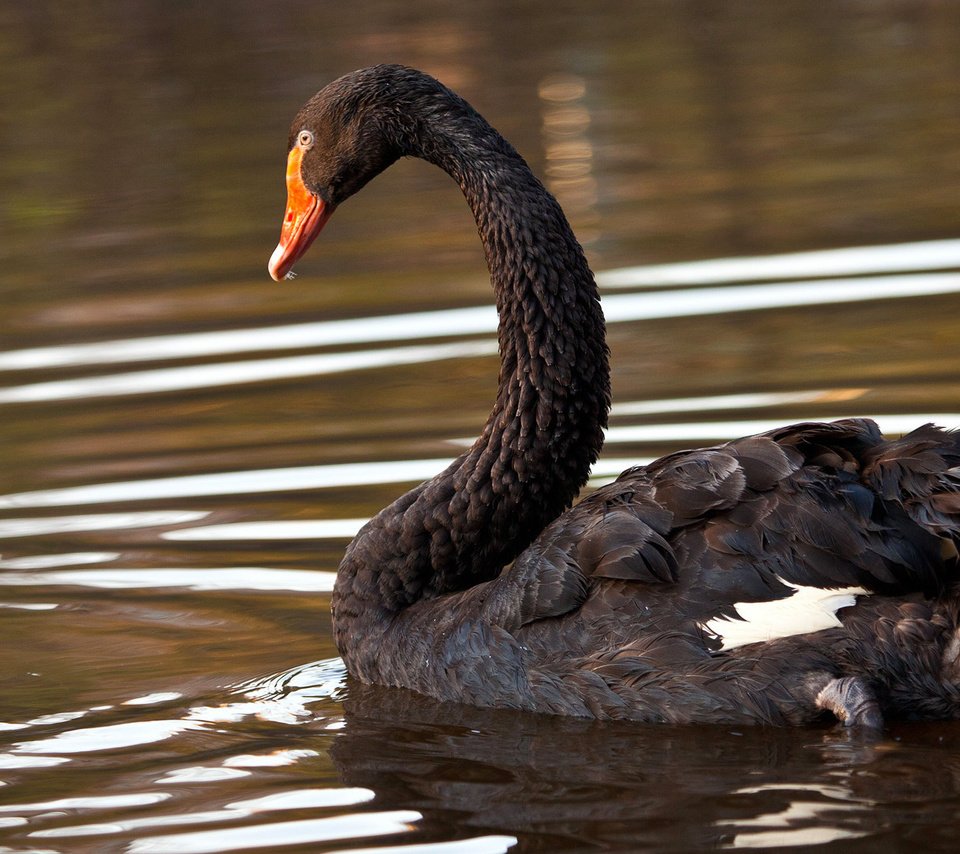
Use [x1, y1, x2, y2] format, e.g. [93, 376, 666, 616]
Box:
[2, 1, 960, 851]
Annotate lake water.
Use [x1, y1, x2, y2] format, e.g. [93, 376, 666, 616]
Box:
[3, 2, 960, 851]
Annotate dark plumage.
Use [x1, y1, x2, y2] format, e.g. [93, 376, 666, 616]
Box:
[270, 65, 960, 726]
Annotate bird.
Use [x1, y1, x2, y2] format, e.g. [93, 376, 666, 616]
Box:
[268, 64, 960, 726]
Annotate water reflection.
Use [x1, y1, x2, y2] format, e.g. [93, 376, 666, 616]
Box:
[330, 685, 901, 852]
[540, 72, 599, 245]
[716, 783, 873, 848]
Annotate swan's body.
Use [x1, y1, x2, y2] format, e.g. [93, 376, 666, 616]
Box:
[270, 65, 960, 725]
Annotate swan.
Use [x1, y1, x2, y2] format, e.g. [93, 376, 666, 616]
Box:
[268, 65, 960, 726]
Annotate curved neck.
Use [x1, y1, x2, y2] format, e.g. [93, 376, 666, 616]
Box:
[332, 89, 610, 668]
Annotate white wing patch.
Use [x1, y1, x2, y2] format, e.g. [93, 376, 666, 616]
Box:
[701, 579, 869, 651]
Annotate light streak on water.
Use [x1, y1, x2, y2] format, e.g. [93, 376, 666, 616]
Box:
[0, 457, 650, 510]
[0, 272, 956, 404]
[164, 520, 368, 541]
[0, 567, 337, 593]
[0, 340, 499, 404]
[0, 552, 118, 569]
[26, 787, 379, 842]
[604, 413, 960, 444]
[124, 810, 423, 854]
[610, 388, 866, 417]
[598, 238, 960, 288]
[0, 792, 172, 810]
[0, 511, 209, 539]
[2, 407, 957, 513]
[13, 722, 204, 755]
[0, 241, 957, 378]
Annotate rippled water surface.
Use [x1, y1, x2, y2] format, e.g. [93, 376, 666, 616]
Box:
[3, 2, 960, 851]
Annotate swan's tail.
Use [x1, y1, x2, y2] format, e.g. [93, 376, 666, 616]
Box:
[862, 423, 960, 574]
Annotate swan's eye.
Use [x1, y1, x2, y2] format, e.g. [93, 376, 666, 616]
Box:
[298, 130, 314, 149]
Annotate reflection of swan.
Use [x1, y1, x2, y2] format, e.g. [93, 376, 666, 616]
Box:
[269, 65, 960, 726]
[332, 685, 896, 850]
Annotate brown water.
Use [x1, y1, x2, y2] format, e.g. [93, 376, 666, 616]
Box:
[3, 1, 960, 851]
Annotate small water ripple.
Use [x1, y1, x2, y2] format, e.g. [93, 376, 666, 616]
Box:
[21, 788, 380, 846]
[716, 780, 876, 848]
[123, 810, 423, 854]
[13, 719, 206, 755]
[156, 766, 252, 784]
[211, 657, 349, 724]
[0, 792, 172, 813]
[222, 749, 319, 768]
[326, 837, 519, 854]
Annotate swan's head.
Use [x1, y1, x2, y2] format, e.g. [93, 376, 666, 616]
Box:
[268, 66, 413, 281]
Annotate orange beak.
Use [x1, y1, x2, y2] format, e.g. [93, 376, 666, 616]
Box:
[268, 146, 334, 281]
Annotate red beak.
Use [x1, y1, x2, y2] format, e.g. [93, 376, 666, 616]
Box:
[268, 146, 334, 281]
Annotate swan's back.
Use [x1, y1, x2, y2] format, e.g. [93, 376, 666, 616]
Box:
[374, 419, 960, 724]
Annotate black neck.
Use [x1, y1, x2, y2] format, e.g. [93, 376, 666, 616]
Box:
[331, 85, 610, 669]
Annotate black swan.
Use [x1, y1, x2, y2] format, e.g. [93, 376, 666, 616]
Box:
[269, 65, 960, 726]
